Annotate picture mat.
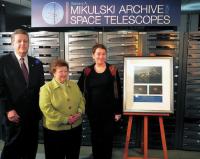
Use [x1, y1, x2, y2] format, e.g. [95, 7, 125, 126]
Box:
[123, 57, 174, 113]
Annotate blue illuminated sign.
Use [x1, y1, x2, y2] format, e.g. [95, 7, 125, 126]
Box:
[31, 0, 181, 27]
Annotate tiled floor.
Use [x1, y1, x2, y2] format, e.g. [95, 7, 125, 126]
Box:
[1, 140, 200, 159]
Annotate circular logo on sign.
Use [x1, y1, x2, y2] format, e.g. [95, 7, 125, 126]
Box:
[42, 2, 64, 25]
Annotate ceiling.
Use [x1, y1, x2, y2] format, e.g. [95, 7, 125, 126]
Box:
[1, 0, 31, 30]
[0, 0, 200, 31]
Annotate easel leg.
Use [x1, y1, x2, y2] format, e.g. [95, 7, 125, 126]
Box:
[159, 117, 168, 159]
[123, 116, 133, 159]
[141, 118, 144, 154]
[143, 116, 148, 159]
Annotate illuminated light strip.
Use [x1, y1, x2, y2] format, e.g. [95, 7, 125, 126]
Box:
[181, 3, 200, 11]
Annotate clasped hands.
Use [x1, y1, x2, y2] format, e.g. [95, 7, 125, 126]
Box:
[68, 113, 82, 124]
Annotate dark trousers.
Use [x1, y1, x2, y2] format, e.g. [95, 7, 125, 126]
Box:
[89, 116, 114, 159]
[1, 119, 39, 159]
[43, 125, 82, 159]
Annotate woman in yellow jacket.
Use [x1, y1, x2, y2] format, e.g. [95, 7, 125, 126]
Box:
[39, 59, 85, 159]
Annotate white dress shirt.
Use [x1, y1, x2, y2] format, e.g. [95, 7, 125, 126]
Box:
[14, 53, 29, 73]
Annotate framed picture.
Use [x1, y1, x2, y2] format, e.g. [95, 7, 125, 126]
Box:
[123, 56, 174, 113]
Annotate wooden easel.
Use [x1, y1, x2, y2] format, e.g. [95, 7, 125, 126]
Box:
[123, 112, 170, 159]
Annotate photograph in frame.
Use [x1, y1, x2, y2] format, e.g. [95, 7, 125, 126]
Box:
[123, 57, 174, 113]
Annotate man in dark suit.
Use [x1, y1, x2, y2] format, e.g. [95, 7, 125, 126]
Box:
[0, 29, 45, 159]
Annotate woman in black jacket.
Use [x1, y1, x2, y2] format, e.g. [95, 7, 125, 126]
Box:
[78, 44, 122, 159]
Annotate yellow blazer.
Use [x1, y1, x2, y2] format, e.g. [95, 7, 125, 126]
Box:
[39, 78, 85, 131]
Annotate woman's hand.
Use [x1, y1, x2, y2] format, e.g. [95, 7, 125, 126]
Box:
[68, 113, 82, 124]
[114, 114, 121, 122]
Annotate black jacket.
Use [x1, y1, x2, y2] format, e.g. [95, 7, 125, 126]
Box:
[0, 53, 45, 121]
[78, 63, 123, 116]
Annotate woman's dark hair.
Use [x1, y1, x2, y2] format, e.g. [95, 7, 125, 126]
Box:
[50, 59, 69, 74]
[92, 44, 107, 54]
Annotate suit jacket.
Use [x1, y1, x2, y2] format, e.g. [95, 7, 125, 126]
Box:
[0, 53, 45, 122]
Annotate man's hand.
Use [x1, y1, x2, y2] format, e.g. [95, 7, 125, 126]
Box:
[7, 110, 20, 123]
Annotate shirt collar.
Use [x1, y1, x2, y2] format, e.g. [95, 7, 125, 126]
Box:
[14, 52, 28, 63]
[52, 78, 70, 90]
